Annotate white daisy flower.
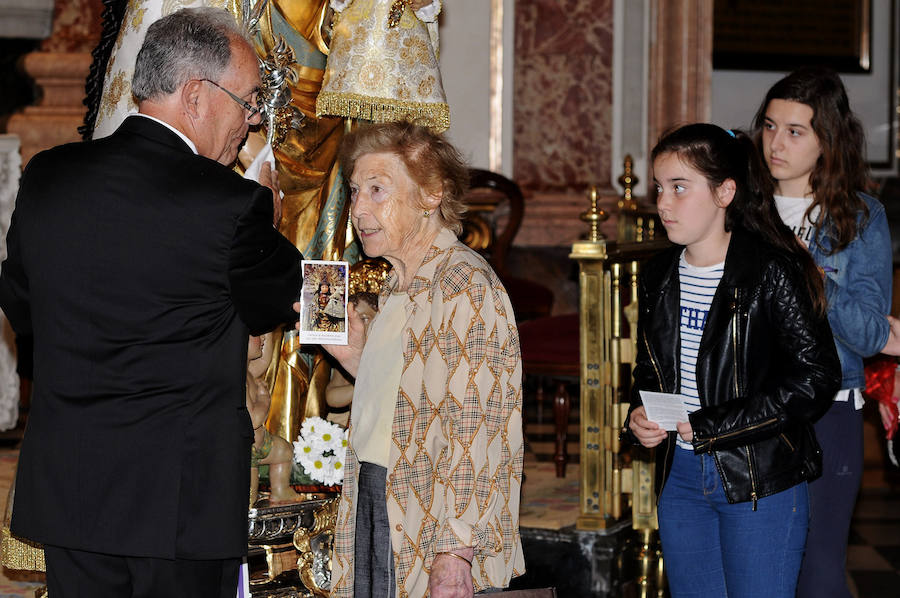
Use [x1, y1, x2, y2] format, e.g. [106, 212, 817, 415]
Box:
[294, 416, 348, 486]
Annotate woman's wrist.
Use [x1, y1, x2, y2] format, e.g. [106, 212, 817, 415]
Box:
[436, 551, 471, 566]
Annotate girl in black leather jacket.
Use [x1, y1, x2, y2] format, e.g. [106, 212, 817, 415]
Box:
[627, 124, 840, 598]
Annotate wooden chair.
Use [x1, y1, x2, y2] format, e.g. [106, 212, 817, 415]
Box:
[517, 313, 579, 478]
[462, 169, 554, 321]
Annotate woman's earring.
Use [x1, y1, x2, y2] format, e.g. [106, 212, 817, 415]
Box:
[423, 209, 430, 217]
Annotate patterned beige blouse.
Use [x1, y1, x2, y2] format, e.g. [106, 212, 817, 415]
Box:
[330, 228, 525, 597]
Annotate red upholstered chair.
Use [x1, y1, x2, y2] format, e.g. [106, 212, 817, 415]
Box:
[460, 170, 575, 477]
[517, 313, 579, 478]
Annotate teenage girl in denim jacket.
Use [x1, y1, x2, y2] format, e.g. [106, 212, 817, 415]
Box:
[753, 66, 900, 598]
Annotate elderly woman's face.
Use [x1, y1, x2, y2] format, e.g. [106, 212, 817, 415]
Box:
[349, 152, 429, 263]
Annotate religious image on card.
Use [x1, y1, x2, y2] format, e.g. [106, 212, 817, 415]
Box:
[298, 260, 349, 345]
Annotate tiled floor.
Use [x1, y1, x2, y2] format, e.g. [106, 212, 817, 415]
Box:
[848, 486, 900, 597]
[0, 411, 899, 597]
[516, 400, 900, 596]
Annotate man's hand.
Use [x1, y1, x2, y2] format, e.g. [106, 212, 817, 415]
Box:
[320, 301, 366, 377]
[259, 162, 282, 227]
[429, 550, 474, 598]
[629, 406, 668, 448]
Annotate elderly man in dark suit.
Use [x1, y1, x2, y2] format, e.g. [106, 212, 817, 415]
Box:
[0, 8, 301, 597]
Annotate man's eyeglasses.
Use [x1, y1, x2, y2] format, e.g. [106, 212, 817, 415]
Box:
[200, 79, 261, 120]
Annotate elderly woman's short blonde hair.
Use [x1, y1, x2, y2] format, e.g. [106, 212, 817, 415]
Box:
[339, 121, 469, 235]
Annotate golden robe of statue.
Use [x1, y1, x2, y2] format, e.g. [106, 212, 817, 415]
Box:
[254, 0, 448, 444]
[249, 0, 359, 445]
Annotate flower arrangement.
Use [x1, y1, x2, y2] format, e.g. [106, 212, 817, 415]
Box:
[293, 416, 347, 486]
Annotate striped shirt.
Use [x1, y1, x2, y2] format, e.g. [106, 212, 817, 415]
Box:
[678, 250, 724, 449]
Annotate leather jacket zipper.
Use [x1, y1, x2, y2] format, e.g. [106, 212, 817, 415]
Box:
[642, 330, 665, 393]
[731, 288, 742, 398]
[780, 433, 794, 452]
[642, 329, 672, 504]
[746, 447, 758, 511]
[693, 417, 779, 453]
[731, 287, 759, 509]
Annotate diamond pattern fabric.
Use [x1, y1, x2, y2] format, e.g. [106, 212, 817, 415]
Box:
[331, 229, 524, 597]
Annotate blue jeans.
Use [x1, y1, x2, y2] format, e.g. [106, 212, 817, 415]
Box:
[658, 447, 809, 598]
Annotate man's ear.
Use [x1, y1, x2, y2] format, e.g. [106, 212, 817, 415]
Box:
[181, 80, 205, 119]
[715, 178, 736, 208]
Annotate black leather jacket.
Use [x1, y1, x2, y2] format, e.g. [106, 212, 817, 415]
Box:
[626, 228, 840, 507]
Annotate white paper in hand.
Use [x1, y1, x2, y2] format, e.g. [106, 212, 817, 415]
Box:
[639, 390, 690, 431]
[242, 142, 275, 183]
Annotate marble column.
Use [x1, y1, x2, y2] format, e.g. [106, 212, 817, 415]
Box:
[513, 0, 618, 247]
[647, 0, 713, 145]
[6, 0, 103, 166]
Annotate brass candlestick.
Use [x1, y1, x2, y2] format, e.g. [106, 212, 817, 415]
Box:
[617, 154, 639, 212]
[580, 185, 609, 243]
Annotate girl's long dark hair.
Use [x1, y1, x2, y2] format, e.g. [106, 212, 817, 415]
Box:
[652, 123, 826, 316]
[751, 66, 868, 254]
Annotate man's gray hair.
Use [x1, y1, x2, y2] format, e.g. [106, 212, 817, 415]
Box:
[132, 7, 248, 103]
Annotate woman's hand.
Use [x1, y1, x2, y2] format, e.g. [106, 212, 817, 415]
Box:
[676, 421, 693, 443]
[321, 301, 366, 377]
[629, 406, 668, 448]
[429, 550, 474, 598]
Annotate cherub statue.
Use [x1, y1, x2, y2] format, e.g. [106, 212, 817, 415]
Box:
[247, 333, 300, 506]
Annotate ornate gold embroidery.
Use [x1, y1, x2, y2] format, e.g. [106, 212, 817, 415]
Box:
[417, 76, 434, 98]
[100, 70, 132, 122]
[318, 0, 450, 131]
[356, 62, 385, 92]
[127, 0, 148, 33]
[400, 36, 430, 65]
[131, 8, 147, 30]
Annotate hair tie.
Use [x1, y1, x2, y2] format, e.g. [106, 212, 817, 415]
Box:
[726, 129, 736, 138]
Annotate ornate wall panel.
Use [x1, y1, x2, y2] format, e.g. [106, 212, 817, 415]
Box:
[40, 0, 104, 53]
[513, 0, 614, 192]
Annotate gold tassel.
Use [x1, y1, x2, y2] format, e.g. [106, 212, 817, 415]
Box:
[316, 91, 450, 133]
[1, 526, 45, 572]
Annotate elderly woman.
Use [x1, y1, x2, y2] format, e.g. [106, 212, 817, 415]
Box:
[325, 122, 524, 598]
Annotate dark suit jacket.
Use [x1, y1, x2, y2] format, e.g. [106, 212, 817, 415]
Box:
[0, 115, 301, 559]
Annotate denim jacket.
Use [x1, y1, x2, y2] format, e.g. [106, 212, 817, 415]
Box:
[809, 192, 892, 389]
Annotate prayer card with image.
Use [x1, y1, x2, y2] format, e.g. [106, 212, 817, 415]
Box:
[298, 259, 349, 345]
